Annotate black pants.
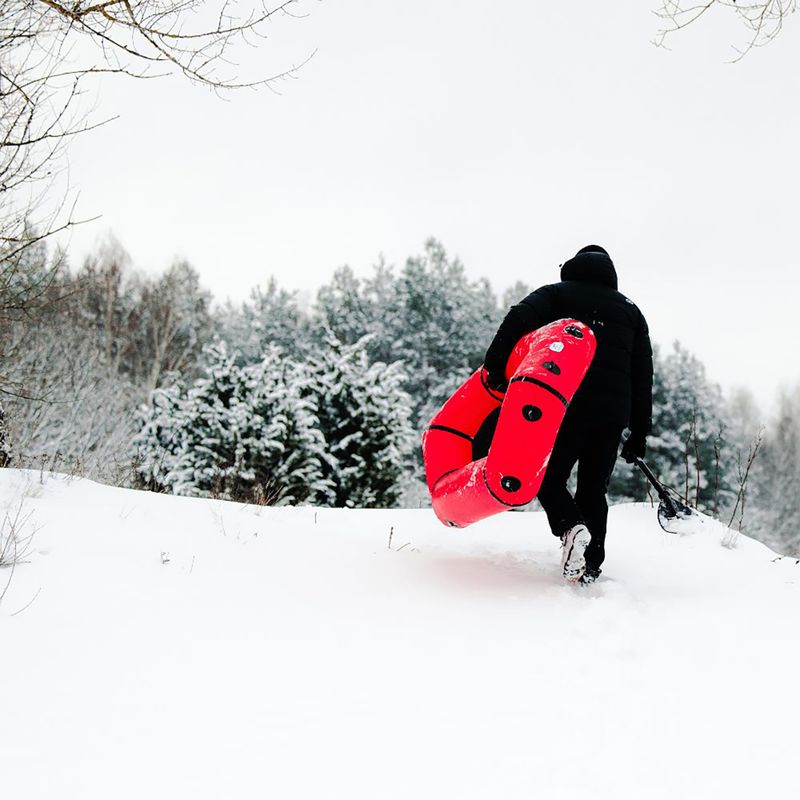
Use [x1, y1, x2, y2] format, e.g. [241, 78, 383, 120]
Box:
[536, 419, 623, 572]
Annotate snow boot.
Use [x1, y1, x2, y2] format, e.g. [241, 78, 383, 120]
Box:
[580, 565, 602, 585]
[560, 524, 591, 583]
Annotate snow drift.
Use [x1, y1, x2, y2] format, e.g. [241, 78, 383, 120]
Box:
[1, 469, 799, 800]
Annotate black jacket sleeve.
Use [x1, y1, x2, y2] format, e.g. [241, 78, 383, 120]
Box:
[484, 286, 557, 385]
[629, 311, 653, 436]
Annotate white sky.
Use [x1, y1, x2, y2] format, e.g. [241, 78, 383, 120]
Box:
[59, 1, 800, 414]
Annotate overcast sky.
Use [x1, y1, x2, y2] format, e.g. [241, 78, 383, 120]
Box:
[60, 1, 800, 413]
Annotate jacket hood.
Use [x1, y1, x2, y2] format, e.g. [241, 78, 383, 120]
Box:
[560, 249, 618, 290]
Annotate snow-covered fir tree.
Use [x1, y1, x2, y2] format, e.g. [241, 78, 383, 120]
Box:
[315, 240, 500, 434]
[389, 239, 499, 429]
[132, 343, 239, 495]
[133, 379, 185, 492]
[133, 344, 329, 504]
[161, 342, 244, 497]
[315, 265, 378, 350]
[236, 350, 332, 505]
[218, 277, 311, 364]
[307, 332, 415, 508]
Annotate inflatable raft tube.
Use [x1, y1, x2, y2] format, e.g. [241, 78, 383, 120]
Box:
[422, 319, 596, 528]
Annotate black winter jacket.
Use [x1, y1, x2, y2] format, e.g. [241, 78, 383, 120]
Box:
[484, 251, 653, 434]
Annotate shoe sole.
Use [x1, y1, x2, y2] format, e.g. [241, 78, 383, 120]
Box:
[563, 528, 591, 582]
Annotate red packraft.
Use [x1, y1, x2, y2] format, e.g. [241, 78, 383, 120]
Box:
[422, 319, 596, 527]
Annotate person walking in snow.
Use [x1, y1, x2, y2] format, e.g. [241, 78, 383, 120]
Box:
[483, 245, 653, 584]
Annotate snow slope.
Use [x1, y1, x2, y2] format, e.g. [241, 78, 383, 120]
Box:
[2, 469, 799, 800]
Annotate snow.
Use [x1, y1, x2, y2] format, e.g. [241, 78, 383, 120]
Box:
[2, 468, 799, 799]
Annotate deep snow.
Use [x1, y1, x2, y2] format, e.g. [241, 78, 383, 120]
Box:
[2, 469, 799, 799]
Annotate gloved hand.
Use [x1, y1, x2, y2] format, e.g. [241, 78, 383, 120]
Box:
[620, 432, 646, 464]
[485, 370, 508, 393]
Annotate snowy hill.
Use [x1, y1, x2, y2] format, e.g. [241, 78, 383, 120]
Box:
[2, 469, 799, 800]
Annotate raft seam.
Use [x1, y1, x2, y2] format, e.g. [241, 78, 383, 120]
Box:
[426, 424, 474, 442]
[508, 376, 569, 407]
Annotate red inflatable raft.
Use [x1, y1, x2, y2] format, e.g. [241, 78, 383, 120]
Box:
[422, 319, 596, 528]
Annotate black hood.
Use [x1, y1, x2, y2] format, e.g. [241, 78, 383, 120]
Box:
[560, 248, 618, 291]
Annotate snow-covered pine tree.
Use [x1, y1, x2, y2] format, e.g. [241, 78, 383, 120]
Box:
[315, 265, 376, 349]
[133, 379, 185, 492]
[308, 332, 415, 508]
[385, 239, 499, 429]
[219, 277, 311, 364]
[159, 342, 243, 497]
[236, 349, 331, 505]
[313, 240, 500, 436]
[133, 343, 329, 504]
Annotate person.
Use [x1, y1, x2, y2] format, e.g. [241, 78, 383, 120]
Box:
[483, 245, 653, 584]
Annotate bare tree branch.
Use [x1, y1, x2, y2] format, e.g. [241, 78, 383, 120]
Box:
[727, 426, 764, 530]
[654, 1, 796, 60]
[1, 0, 314, 400]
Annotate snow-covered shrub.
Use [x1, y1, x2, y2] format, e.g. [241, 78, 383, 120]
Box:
[134, 343, 330, 505]
[307, 333, 415, 508]
[3, 313, 142, 481]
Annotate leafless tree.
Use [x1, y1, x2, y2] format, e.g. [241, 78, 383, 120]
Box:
[1, 0, 311, 426]
[722, 426, 764, 547]
[0, 234, 71, 407]
[3, 304, 146, 479]
[655, 1, 796, 59]
[0, 397, 9, 465]
[70, 238, 213, 389]
[1, 0, 310, 318]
